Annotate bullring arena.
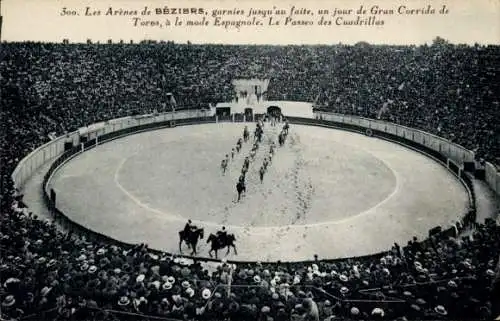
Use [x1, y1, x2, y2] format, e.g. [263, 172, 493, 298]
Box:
[45, 102, 469, 262]
[4, 41, 500, 320]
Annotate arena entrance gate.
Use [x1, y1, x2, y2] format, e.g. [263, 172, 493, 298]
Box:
[216, 107, 231, 122]
[267, 106, 282, 117]
[244, 108, 253, 121]
[233, 108, 254, 123]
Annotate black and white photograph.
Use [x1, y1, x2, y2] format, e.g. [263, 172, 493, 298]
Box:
[1, 0, 499, 320]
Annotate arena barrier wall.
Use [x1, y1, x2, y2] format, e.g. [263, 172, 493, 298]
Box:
[35, 112, 393, 265]
[11, 109, 213, 190]
[314, 111, 500, 198]
[485, 161, 500, 198]
[9, 110, 492, 320]
[288, 114, 478, 244]
[12, 110, 481, 266]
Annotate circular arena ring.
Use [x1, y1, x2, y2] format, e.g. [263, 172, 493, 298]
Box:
[44, 114, 472, 262]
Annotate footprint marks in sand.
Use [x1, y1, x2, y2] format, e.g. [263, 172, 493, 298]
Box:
[289, 133, 315, 224]
[220, 126, 315, 229]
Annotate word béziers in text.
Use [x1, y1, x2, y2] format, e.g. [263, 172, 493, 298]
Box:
[82, 6, 206, 16]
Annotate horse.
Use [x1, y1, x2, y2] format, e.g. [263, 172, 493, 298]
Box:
[236, 181, 246, 202]
[207, 233, 237, 259]
[178, 227, 204, 255]
[254, 127, 263, 143]
[278, 132, 285, 146]
[236, 138, 243, 152]
[243, 127, 250, 142]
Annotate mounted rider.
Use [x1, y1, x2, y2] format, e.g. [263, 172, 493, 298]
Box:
[217, 226, 228, 244]
[254, 124, 263, 142]
[278, 131, 285, 146]
[184, 219, 196, 234]
[236, 138, 243, 152]
[243, 126, 250, 142]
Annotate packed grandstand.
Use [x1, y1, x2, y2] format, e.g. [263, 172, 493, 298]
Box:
[1, 42, 499, 321]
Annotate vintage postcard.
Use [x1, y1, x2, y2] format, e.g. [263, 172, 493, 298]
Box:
[1, 0, 499, 320]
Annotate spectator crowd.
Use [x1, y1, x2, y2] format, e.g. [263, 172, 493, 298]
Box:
[1, 41, 499, 320]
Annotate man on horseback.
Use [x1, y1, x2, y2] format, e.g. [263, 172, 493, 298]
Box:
[179, 221, 204, 255]
[236, 138, 243, 153]
[184, 219, 195, 235]
[236, 180, 246, 202]
[243, 126, 249, 142]
[207, 230, 237, 259]
[278, 131, 285, 146]
[254, 125, 263, 143]
[217, 226, 227, 243]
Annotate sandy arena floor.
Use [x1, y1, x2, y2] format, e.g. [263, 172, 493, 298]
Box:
[48, 123, 469, 262]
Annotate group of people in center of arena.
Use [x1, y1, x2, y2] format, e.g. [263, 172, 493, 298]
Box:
[237, 117, 291, 200]
[219, 116, 289, 202]
[186, 116, 291, 258]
